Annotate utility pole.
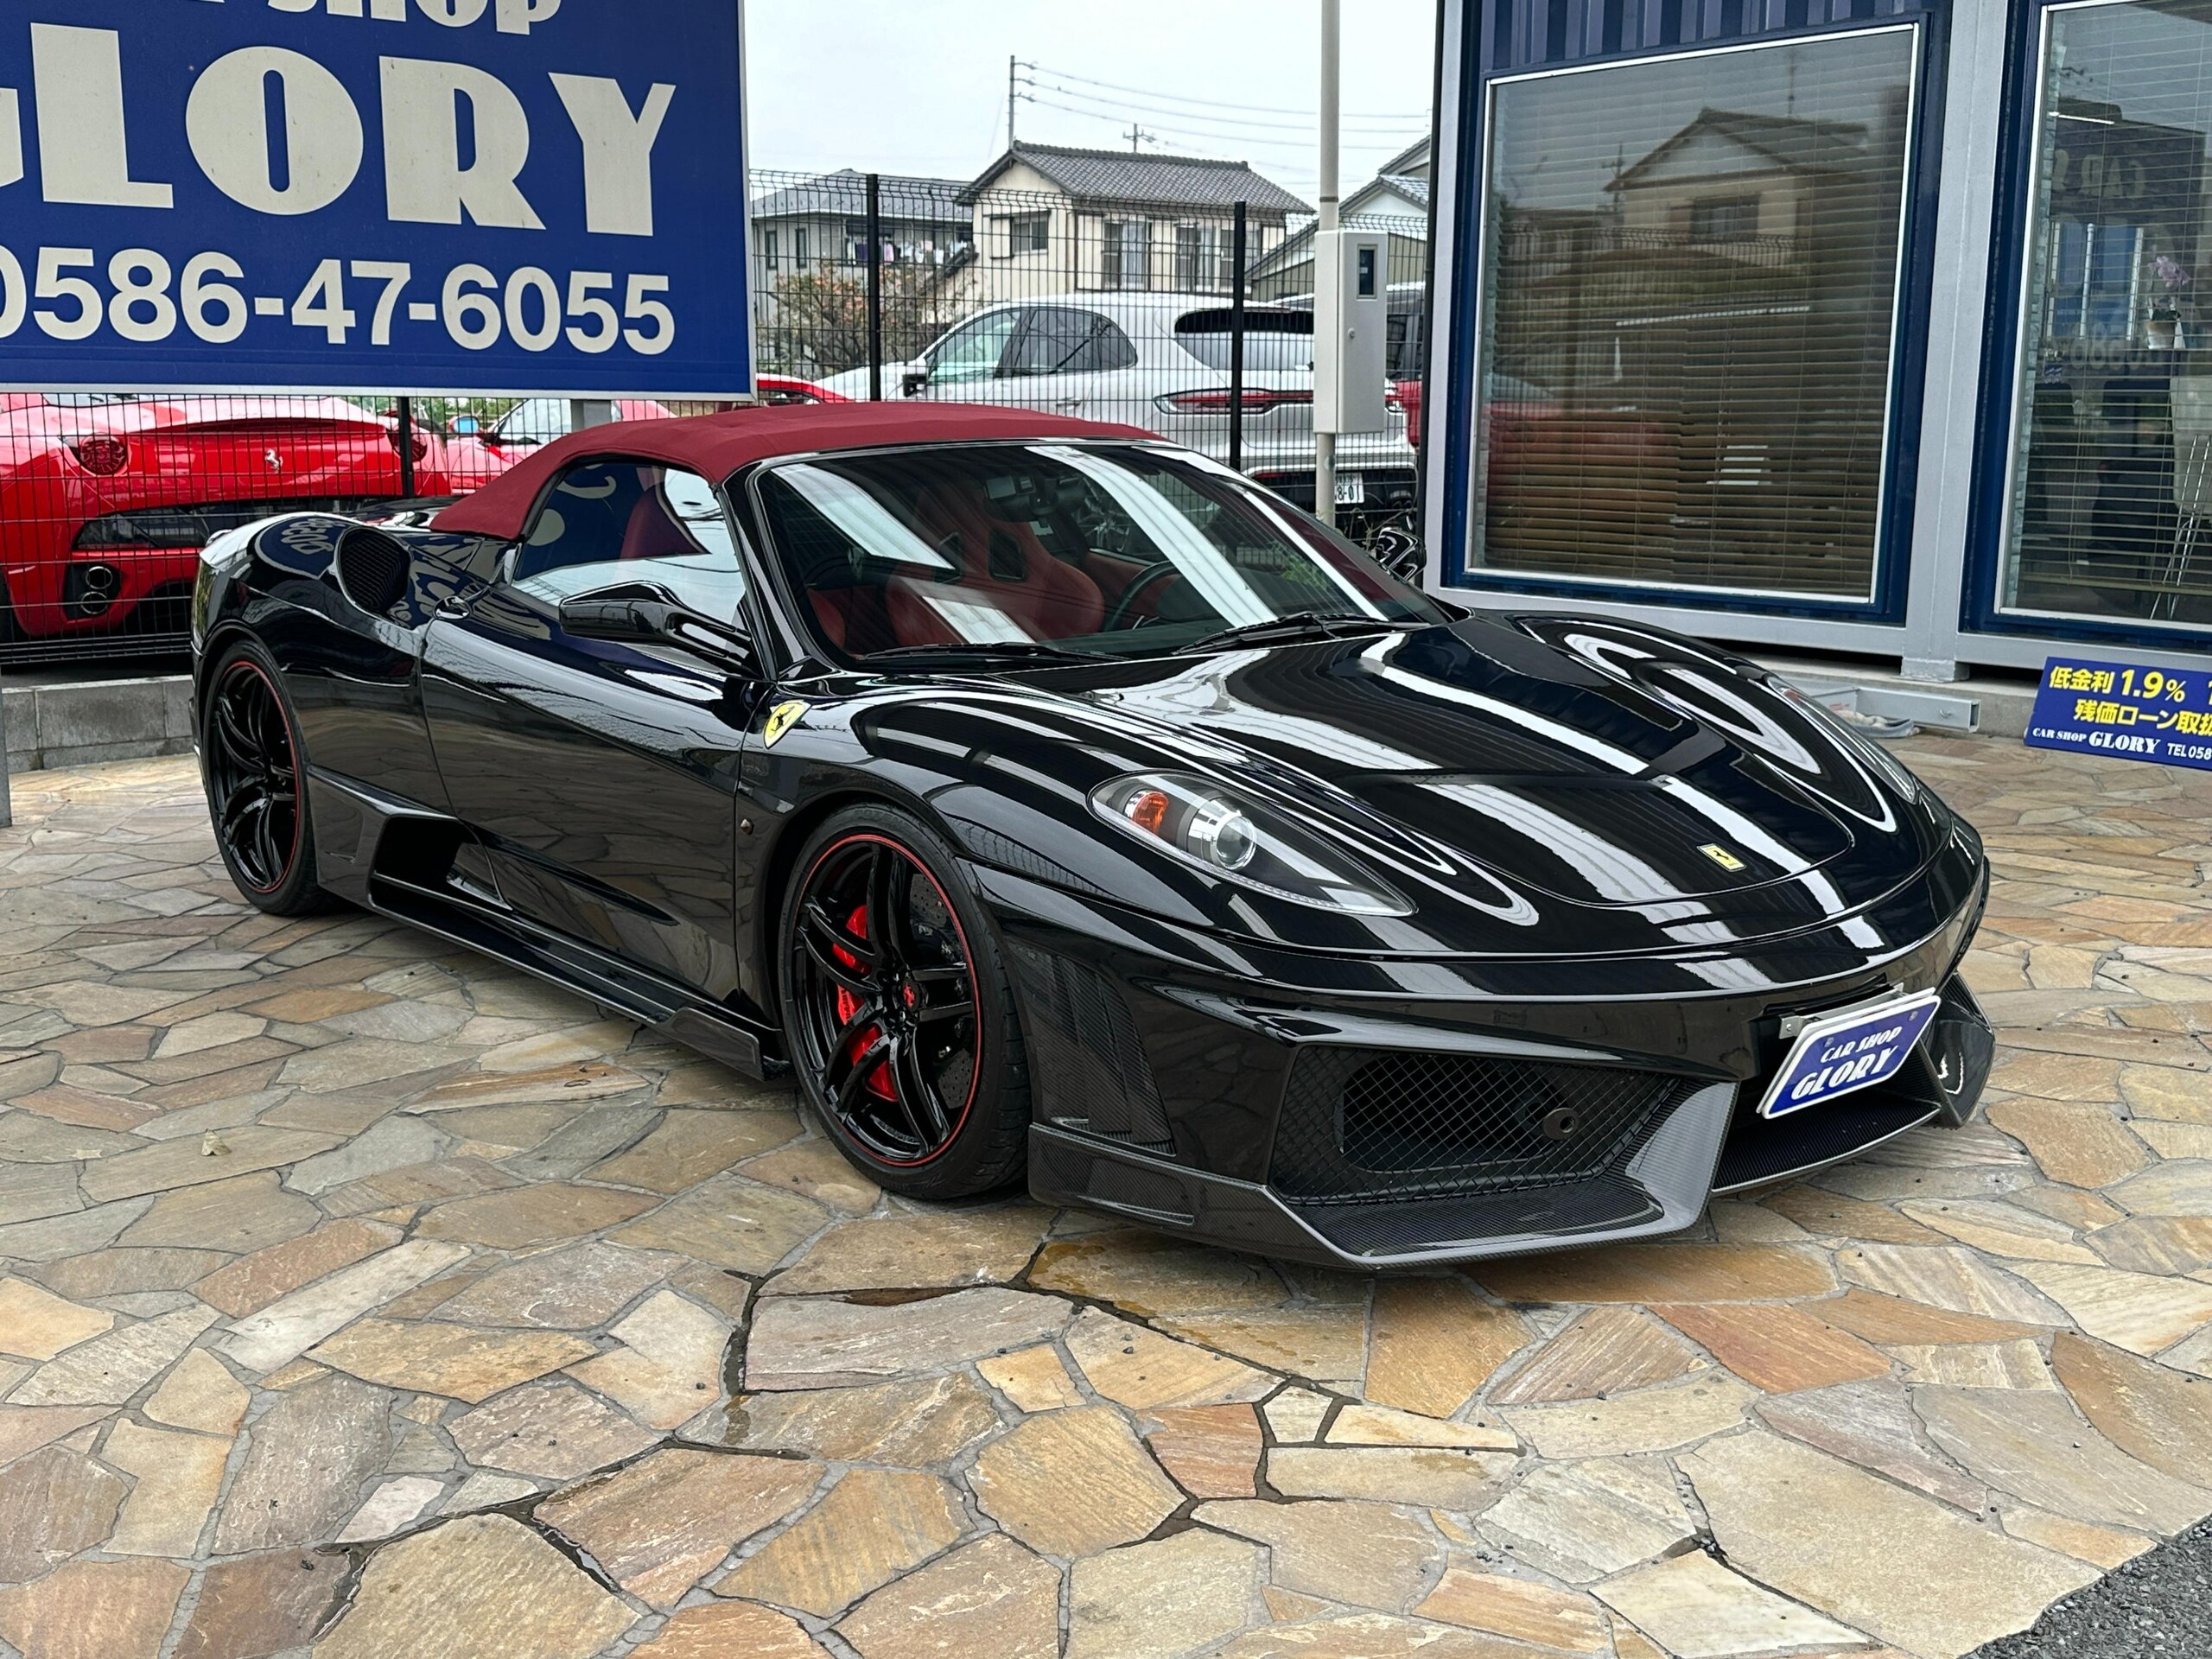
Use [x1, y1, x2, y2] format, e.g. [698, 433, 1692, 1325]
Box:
[1123, 122, 1154, 153]
[1230, 201, 1249, 474]
[1008, 55, 1018, 148]
[1315, 0, 1340, 529]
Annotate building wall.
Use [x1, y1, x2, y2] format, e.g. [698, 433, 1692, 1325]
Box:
[964, 163, 1292, 303]
[1426, 0, 2212, 678]
[1252, 227, 1430, 302]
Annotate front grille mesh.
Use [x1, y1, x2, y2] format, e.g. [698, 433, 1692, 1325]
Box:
[1270, 1047, 1694, 1204]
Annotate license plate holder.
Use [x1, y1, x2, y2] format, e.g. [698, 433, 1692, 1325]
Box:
[1758, 989, 1942, 1120]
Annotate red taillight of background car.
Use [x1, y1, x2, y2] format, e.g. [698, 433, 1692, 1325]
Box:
[1152, 388, 1314, 416]
[1393, 381, 1422, 448]
[67, 435, 130, 477]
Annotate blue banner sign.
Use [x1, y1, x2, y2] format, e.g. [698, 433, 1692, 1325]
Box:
[0, 2, 750, 397]
[2024, 656, 2212, 772]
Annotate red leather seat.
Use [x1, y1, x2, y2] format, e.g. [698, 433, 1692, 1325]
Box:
[887, 486, 1103, 646]
[809, 587, 897, 654]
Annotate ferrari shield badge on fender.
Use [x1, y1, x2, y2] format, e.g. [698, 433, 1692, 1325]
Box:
[762, 700, 808, 747]
[1699, 842, 1748, 874]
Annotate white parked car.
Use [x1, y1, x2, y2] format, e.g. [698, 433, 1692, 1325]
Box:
[818, 293, 1416, 517]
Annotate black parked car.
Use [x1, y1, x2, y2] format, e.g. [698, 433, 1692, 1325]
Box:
[191, 402, 1992, 1268]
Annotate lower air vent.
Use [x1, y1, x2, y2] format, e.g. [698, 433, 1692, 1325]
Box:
[334, 526, 410, 615]
[1271, 1047, 1694, 1204]
[1007, 943, 1173, 1150]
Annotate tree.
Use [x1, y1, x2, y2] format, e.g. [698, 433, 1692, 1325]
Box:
[758, 263, 966, 378]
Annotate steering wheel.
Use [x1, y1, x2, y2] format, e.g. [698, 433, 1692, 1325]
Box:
[1101, 561, 1184, 632]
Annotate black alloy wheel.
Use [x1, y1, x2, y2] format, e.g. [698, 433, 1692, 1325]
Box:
[203, 644, 330, 915]
[791, 832, 980, 1163]
[782, 806, 1030, 1198]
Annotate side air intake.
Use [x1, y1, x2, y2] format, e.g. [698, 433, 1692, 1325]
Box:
[334, 526, 410, 616]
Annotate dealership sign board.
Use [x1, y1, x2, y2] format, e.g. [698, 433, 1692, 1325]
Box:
[0, 2, 751, 396]
[2024, 657, 2212, 773]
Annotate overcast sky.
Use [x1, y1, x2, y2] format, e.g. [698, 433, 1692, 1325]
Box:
[744, 1, 1438, 200]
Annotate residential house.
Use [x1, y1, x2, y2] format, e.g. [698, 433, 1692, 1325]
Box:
[749, 169, 975, 375]
[749, 168, 973, 279]
[1604, 107, 1892, 271]
[950, 143, 1309, 306]
[1249, 137, 1432, 301]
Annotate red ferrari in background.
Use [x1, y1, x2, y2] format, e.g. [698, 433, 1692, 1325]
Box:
[2, 377, 845, 651]
[0, 393, 451, 650]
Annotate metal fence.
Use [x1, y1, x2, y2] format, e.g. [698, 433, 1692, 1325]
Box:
[0, 169, 1428, 664]
[747, 168, 1427, 530]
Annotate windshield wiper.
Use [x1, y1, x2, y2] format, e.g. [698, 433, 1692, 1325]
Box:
[859, 640, 1098, 667]
[1181, 612, 1416, 654]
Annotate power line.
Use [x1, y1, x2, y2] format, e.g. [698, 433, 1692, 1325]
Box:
[1025, 77, 1423, 136]
[1019, 94, 1421, 162]
[1028, 59, 1421, 121]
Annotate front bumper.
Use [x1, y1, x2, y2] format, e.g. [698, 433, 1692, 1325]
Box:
[988, 850, 1992, 1270]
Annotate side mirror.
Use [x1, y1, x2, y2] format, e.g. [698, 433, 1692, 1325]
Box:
[450, 415, 481, 436]
[558, 586, 759, 678]
[901, 367, 929, 397]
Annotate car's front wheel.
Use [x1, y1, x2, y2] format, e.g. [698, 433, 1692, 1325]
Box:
[201, 639, 334, 917]
[779, 804, 1030, 1200]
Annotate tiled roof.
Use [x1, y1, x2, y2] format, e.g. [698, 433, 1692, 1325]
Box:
[1375, 136, 1432, 178]
[1366, 173, 1430, 210]
[962, 144, 1309, 215]
[1610, 109, 1873, 191]
[752, 169, 970, 222]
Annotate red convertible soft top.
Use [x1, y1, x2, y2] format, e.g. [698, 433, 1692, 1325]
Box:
[433, 403, 1156, 542]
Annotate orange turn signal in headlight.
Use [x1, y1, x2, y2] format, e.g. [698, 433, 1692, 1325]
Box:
[1124, 788, 1172, 836]
[1090, 772, 1411, 915]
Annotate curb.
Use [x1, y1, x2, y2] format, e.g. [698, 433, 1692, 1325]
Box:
[3, 674, 195, 775]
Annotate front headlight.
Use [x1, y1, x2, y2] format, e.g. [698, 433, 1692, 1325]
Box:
[1090, 772, 1410, 915]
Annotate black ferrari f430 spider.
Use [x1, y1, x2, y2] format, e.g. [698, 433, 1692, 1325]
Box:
[192, 404, 1993, 1268]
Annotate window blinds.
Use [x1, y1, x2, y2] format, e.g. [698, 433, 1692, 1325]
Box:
[1472, 28, 1918, 600]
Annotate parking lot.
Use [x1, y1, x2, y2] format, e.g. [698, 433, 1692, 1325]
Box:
[0, 734, 2205, 1659]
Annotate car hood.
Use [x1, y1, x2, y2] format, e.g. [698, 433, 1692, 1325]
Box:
[869, 612, 1963, 961]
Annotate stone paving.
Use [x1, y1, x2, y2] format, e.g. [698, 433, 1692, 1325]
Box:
[0, 736, 2205, 1659]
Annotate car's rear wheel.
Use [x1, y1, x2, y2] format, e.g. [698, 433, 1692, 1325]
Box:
[202, 640, 333, 916]
[780, 804, 1029, 1199]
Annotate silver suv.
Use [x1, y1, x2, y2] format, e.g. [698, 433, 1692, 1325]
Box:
[820, 293, 1416, 518]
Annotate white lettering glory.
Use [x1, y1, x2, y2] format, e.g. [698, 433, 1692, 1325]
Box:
[3, 23, 673, 237]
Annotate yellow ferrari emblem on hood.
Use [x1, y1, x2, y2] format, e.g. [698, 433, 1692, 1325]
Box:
[1699, 842, 1748, 874]
[762, 700, 807, 748]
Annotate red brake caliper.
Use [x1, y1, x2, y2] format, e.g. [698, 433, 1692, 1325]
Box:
[832, 903, 898, 1102]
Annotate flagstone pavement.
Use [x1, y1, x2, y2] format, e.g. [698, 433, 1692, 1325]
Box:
[0, 737, 2207, 1659]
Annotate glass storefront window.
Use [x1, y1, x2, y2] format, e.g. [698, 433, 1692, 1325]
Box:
[1470, 29, 1919, 601]
[2005, 0, 2212, 631]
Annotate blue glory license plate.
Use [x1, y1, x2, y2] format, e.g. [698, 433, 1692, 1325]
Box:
[1758, 991, 1943, 1120]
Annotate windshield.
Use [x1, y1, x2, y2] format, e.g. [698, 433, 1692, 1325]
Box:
[754, 442, 1446, 664]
